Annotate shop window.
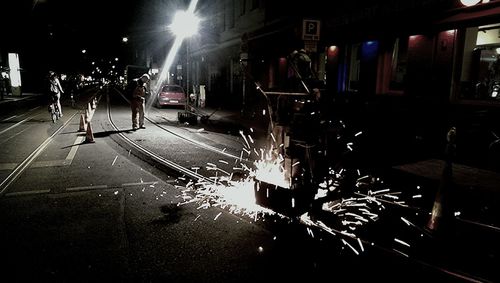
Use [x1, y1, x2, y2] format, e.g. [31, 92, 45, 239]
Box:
[459, 25, 500, 100]
[376, 37, 408, 95]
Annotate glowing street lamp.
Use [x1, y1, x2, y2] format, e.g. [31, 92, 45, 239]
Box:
[170, 10, 200, 40]
[154, 0, 199, 98]
[459, 0, 481, 6]
[169, 4, 200, 96]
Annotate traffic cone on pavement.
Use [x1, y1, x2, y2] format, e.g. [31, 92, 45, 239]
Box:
[78, 114, 87, 132]
[85, 121, 95, 143]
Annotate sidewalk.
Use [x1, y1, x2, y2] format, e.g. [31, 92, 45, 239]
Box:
[189, 106, 270, 139]
[391, 158, 500, 230]
[394, 158, 500, 192]
[0, 92, 43, 104]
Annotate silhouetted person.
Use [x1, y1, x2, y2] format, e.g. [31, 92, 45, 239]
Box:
[47, 71, 64, 117]
[131, 74, 150, 130]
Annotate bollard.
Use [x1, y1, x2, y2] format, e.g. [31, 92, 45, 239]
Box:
[427, 126, 456, 232]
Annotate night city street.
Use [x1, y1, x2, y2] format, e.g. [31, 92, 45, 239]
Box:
[1, 0, 500, 282]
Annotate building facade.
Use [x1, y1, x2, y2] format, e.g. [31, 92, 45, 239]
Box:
[167, 0, 500, 168]
[150, 0, 500, 112]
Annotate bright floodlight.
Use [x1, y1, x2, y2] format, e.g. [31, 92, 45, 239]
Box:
[170, 10, 200, 39]
[459, 0, 481, 6]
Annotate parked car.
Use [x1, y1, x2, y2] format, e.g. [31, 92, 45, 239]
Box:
[155, 84, 186, 107]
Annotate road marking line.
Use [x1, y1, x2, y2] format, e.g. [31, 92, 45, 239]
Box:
[2, 115, 17, 122]
[31, 160, 66, 168]
[4, 189, 51, 197]
[66, 136, 85, 165]
[28, 136, 84, 168]
[0, 124, 33, 146]
[0, 117, 31, 135]
[0, 114, 76, 196]
[122, 181, 158, 187]
[66, 185, 108, 192]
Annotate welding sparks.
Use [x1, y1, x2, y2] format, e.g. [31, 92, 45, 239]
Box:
[401, 217, 411, 226]
[394, 238, 411, 248]
[179, 176, 278, 220]
[240, 130, 251, 149]
[357, 238, 364, 252]
[342, 239, 359, 255]
[170, 112, 416, 259]
[214, 211, 222, 220]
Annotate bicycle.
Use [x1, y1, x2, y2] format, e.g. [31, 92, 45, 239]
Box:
[48, 96, 61, 123]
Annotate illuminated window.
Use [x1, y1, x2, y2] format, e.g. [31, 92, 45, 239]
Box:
[459, 24, 500, 100]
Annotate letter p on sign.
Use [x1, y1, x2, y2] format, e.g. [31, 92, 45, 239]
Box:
[302, 20, 320, 41]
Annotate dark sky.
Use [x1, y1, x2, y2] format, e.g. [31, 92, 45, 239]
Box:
[1, 0, 147, 85]
[0, 0, 192, 88]
[2, 0, 193, 56]
[2, 0, 142, 55]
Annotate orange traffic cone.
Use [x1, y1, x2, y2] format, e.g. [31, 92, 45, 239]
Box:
[85, 121, 95, 143]
[78, 114, 87, 132]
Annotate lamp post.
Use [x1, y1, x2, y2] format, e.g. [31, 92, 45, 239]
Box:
[186, 38, 191, 95]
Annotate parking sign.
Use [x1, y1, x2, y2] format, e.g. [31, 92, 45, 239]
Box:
[302, 20, 320, 41]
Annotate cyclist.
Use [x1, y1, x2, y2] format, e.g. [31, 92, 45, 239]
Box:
[47, 71, 64, 118]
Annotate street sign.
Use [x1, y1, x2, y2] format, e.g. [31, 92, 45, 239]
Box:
[302, 20, 320, 41]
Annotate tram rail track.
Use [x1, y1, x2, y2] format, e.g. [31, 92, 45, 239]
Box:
[106, 88, 255, 184]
